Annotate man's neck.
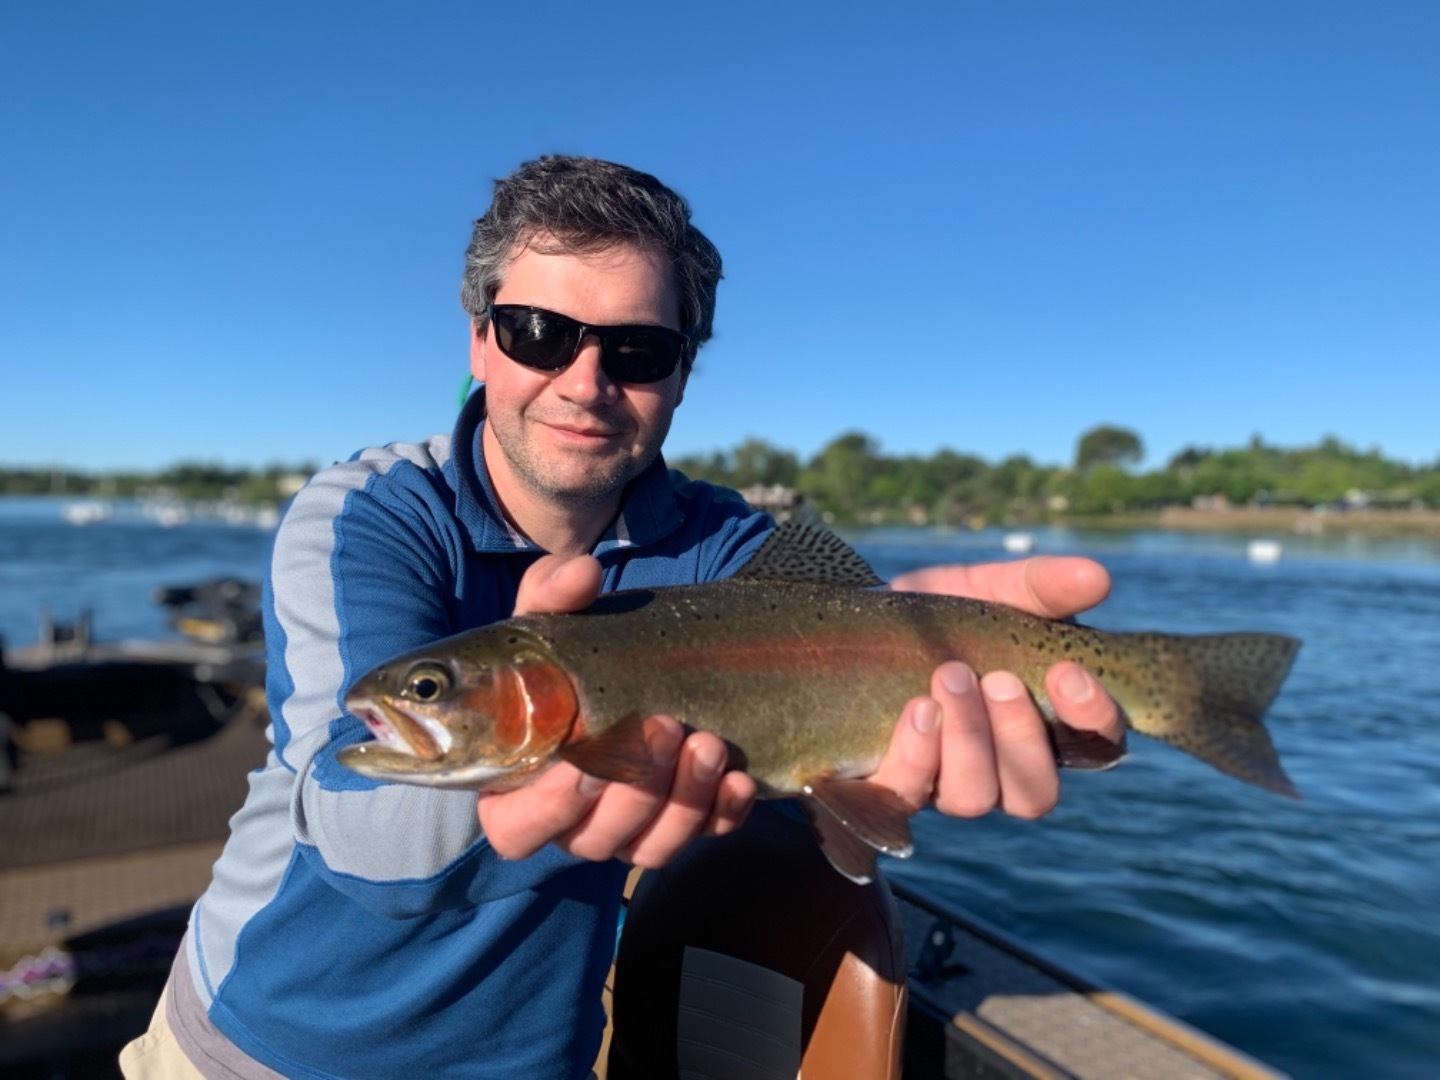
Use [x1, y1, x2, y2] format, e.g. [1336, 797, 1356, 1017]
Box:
[507, 496, 618, 560]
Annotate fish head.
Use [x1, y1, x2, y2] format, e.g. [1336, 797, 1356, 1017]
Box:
[337, 626, 580, 790]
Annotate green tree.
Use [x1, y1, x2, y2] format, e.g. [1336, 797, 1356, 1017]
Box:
[728, 438, 800, 488]
[799, 432, 883, 520]
[1075, 425, 1144, 472]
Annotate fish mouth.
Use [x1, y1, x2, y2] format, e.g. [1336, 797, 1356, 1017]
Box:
[348, 696, 452, 760]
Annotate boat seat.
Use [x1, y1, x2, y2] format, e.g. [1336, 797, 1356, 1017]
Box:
[606, 804, 907, 1080]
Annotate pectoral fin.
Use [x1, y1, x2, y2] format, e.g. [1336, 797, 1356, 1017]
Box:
[798, 777, 915, 884]
[557, 713, 654, 784]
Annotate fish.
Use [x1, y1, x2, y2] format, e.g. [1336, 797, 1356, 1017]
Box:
[338, 522, 1301, 883]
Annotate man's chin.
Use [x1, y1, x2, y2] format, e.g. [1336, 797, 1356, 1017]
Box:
[532, 459, 644, 507]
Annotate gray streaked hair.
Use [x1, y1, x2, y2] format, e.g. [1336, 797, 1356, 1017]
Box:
[459, 156, 723, 366]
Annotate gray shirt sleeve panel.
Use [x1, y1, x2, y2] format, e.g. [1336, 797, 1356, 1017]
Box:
[268, 450, 488, 891]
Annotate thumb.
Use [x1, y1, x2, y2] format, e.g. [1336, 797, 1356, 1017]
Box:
[513, 554, 603, 616]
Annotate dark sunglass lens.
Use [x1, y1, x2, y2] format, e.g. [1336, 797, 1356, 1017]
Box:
[493, 308, 577, 370]
[605, 328, 683, 383]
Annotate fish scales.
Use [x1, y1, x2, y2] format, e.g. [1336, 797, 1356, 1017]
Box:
[512, 582, 1276, 790]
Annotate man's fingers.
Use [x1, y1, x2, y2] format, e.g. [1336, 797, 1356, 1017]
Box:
[620, 733, 733, 867]
[870, 694, 944, 812]
[980, 671, 1060, 819]
[475, 762, 606, 860]
[932, 663, 1002, 818]
[1019, 557, 1111, 620]
[701, 772, 759, 839]
[1045, 662, 1127, 742]
[890, 556, 1110, 620]
[513, 553, 603, 616]
[556, 717, 684, 862]
[476, 716, 682, 861]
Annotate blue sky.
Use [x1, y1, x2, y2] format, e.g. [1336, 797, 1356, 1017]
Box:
[3, 1, 1436, 474]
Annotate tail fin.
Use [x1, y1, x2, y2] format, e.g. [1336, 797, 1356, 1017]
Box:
[1125, 632, 1302, 798]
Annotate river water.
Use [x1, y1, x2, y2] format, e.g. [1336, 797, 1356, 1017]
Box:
[2, 498, 1437, 1077]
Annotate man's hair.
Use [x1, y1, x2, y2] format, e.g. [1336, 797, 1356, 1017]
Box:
[460, 156, 723, 365]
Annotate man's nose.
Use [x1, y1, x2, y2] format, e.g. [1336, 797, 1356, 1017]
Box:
[555, 334, 618, 404]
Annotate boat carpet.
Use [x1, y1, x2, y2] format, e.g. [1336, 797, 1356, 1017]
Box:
[0, 711, 270, 872]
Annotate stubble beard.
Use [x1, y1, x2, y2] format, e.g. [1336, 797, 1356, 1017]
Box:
[492, 407, 675, 511]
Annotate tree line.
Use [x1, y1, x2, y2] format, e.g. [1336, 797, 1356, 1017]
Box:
[669, 426, 1440, 526]
[0, 462, 318, 503]
[6, 427, 1438, 524]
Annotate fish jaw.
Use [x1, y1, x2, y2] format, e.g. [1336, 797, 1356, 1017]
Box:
[336, 740, 550, 790]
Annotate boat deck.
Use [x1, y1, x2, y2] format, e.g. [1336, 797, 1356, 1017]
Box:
[0, 682, 270, 1077]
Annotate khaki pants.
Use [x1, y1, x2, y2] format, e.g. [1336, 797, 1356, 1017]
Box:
[119, 984, 600, 1080]
[119, 985, 206, 1079]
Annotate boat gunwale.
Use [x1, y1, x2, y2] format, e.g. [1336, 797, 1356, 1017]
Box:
[890, 876, 1288, 1080]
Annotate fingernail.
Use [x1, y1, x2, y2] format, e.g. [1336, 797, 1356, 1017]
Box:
[1058, 665, 1095, 703]
[940, 662, 976, 696]
[578, 773, 607, 797]
[692, 740, 725, 781]
[981, 671, 1027, 702]
[648, 719, 682, 768]
[911, 699, 940, 735]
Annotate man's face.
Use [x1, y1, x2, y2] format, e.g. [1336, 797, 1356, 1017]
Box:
[471, 239, 688, 527]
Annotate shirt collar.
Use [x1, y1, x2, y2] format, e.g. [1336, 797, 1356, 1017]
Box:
[450, 386, 685, 555]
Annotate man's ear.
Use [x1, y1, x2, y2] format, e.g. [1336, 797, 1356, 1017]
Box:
[675, 348, 694, 407]
[469, 319, 487, 382]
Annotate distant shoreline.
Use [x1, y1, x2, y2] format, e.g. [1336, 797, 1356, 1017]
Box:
[8, 493, 1440, 540]
[1066, 506, 1440, 539]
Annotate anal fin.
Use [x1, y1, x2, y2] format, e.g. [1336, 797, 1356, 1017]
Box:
[1050, 720, 1129, 770]
[557, 712, 653, 785]
[799, 777, 915, 884]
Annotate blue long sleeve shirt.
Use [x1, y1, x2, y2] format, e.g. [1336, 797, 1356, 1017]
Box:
[175, 389, 771, 1078]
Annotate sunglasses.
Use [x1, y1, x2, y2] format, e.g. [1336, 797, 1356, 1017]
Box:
[486, 304, 691, 385]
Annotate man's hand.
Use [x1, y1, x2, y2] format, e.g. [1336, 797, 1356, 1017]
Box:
[874, 556, 1126, 819]
[475, 555, 757, 868]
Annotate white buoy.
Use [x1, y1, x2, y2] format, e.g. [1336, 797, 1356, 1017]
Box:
[1002, 532, 1036, 554]
[1247, 539, 1283, 564]
[61, 501, 112, 525]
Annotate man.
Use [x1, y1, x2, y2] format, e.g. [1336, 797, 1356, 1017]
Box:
[123, 156, 1122, 1078]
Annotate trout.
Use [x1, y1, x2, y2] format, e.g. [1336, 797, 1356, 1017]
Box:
[339, 523, 1300, 883]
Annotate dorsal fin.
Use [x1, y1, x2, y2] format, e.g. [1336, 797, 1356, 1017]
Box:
[732, 521, 884, 588]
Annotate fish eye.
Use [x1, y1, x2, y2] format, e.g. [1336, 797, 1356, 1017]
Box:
[404, 663, 452, 703]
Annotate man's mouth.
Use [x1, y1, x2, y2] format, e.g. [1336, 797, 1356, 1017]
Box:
[544, 420, 624, 443]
